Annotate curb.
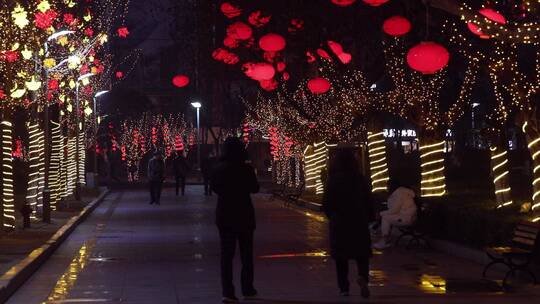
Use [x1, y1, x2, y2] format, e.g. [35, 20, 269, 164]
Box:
[0, 188, 110, 303]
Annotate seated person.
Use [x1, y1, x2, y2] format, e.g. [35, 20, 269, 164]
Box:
[373, 179, 417, 249]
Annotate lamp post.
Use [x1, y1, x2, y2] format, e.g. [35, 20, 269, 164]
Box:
[92, 90, 108, 187]
[42, 30, 75, 223]
[74, 73, 95, 200]
[191, 101, 202, 170]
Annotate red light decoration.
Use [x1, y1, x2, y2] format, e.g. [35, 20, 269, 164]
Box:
[212, 48, 240, 65]
[283, 72, 290, 81]
[223, 36, 239, 48]
[117, 27, 130, 38]
[327, 41, 352, 64]
[259, 78, 278, 91]
[227, 22, 252, 40]
[288, 19, 305, 32]
[34, 10, 58, 29]
[331, 0, 357, 7]
[243, 63, 276, 81]
[175, 135, 185, 152]
[277, 62, 286, 72]
[317, 49, 332, 61]
[307, 77, 332, 94]
[115, 71, 124, 79]
[362, 0, 390, 7]
[48, 79, 59, 91]
[249, 11, 271, 27]
[383, 16, 411, 36]
[259, 33, 286, 52]
[306, 51, 316, 63]
[172, 75, 190, 88]
[467, 8, 506, 39]
[406, 42, 450, 74]
[338, 53, 352, 64]
[220, 2, 242, 18]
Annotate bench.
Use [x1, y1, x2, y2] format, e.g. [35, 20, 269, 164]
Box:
[394, 197, 430, 249]
[482, 220, 540, 286]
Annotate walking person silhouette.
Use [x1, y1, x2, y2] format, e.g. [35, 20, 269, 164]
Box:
[323, 149, 374, 298]
[211, 137, 260, 303]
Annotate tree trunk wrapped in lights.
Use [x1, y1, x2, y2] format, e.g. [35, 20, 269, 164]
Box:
[304, 142, 328, 195]
[367, 131, 389, 193]
[519, 113, 540, 222]
[26, 122, 43, 216]
[489, 146, 513, 208]
[50, 121, 62, 209]
[1, 120, 15, 229]
[419, 134, 447, 198]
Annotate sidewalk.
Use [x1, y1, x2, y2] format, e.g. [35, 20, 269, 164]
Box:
[0, 187, 108, 302]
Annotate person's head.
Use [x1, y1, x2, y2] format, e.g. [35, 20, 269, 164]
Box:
[221, 137, 247, 163]
[328, 149, 359, 177]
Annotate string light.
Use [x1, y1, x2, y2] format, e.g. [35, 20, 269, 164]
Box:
[490, 147, 513, 208]
[1, 121, 15, 229]
[367, 131, 389, 192]
[304, 142, 328, 195]
[420, 141, 446, 197]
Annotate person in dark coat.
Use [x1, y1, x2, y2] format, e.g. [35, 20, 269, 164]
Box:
[172, 152, 190, 196]
[148, 152, 165, 205]
[322, 149, 373, 298]
[201, 152, 217, 195]
[211, 137, 260, 303]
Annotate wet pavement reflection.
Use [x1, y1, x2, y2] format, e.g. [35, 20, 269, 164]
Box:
[6, 189, 540, 303]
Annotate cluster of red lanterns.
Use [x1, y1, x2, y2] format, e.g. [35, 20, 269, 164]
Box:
[243, 123, 250, 144]
[327, 41, 352, 64]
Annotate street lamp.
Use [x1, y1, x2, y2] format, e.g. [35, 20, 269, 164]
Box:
[92, 90, 109, 187]
[74, 73, 95, 200]
[191, 102, 202, 170]
[42, 30, 75, 223]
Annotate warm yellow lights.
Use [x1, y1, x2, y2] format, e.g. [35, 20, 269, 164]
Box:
[420, 141, 446, 197]
[368, 132, 389, 192]
[304, 142, 328, 195]
[1, 121, 15, 229]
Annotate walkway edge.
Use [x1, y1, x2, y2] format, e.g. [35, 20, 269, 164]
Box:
[0, 188, 111, 303]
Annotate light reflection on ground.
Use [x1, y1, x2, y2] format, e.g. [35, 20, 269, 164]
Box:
[259, 251, 329, 259]
[419, 274, 447, 294]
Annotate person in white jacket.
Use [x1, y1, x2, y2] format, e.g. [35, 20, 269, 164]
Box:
[373, 182, 417, 249]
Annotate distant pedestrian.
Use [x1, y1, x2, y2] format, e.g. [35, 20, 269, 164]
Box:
[211, 137, 259, 303]
[323, 149, 373, 298]
[201, 152, 217, 195]
[173, 151, 190, 196]
[148, 152, 165, 205]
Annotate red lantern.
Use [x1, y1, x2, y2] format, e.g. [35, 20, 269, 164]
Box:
[220, 2, 242, 18]
[115, 71, 124, 79]
[227, 22, 252, 40]
[467, 8, 506, 39]
[259, 33, 286, 52]
[362, 0, 389, 6]
[338, 53, 352, 64]
[406, 42, 450, 74]
[383, 16, 412, 36]
[283, 72, 290, 81]
[288, 19, 304, 32]
[331, 0, 357, 7]
[317, 49, 332, 61]
[307, 77, 331, 94]
[172, 75, 190, 88]
[223, 36, 239, 48]
[277, 62, 286, 72]
[259, 78, 278, 91]
[306, 51, 316, 63]
[243, 63, 276, 81]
